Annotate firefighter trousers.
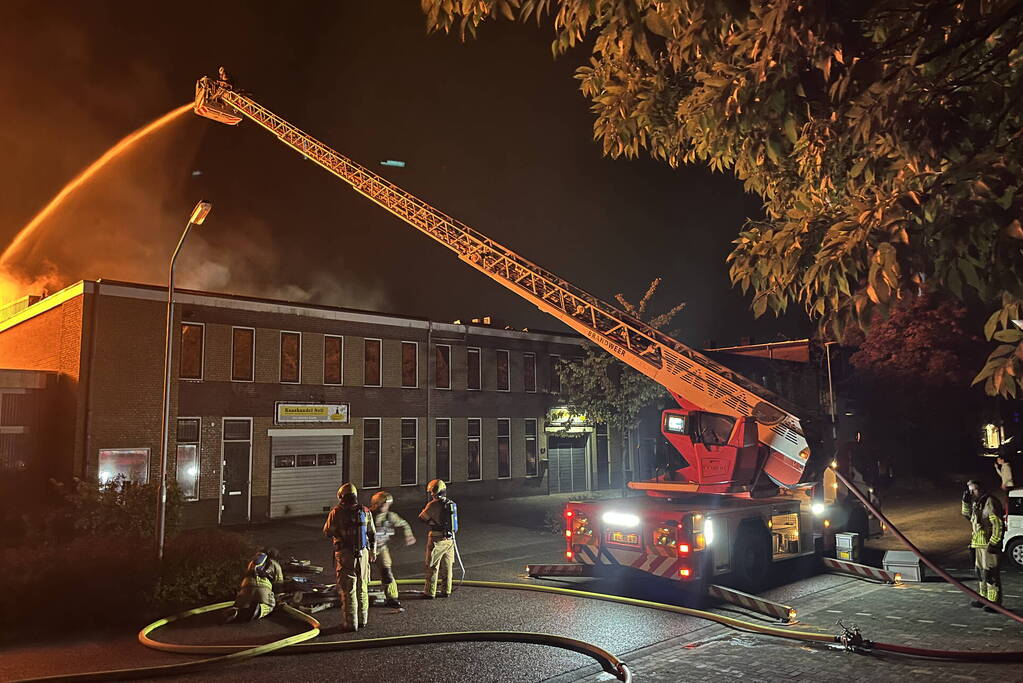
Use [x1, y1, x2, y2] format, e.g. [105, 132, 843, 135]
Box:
[335, 549, 371, 629]
[424, 536, 454, 597]
[374, 545, 399, 600]
[974, 546, 1001, 604]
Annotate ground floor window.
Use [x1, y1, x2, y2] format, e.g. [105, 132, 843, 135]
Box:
[467, 418, 481, 481]
[401, 418, 418, 485]
[497, 418, 511, 479]
[435, 418, 450, 482]
[363, 418, 381, 488]
[98, 448, 150, 485]
[175, 418, 200, 500]
[525, 419, 538, 477]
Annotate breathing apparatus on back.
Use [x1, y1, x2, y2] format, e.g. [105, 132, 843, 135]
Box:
[335, 483, 370, 552]
[246, 548, 280, 582]
[427, 478, 458, 535]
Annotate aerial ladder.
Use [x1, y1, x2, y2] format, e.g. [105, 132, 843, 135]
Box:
[194, 74, 818, 496]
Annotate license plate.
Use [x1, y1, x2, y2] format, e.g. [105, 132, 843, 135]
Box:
[607, 529, 640, 546]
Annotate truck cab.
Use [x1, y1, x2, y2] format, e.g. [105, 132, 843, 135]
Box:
[1005, 489, 1023, 569]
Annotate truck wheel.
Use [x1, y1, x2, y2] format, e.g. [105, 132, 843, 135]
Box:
[1007, 539, 1023, 570]
[733, 524, 771, 592]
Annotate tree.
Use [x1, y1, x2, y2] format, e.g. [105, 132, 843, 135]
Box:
[422, 0, 1023, 396]
[555, 278, 684, 477]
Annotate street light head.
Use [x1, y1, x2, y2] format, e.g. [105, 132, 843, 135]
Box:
[189, 201, 212, 225]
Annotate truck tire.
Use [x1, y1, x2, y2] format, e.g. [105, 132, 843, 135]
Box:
[1007, 539, 1023, 570]
[733, 524, 771, 592]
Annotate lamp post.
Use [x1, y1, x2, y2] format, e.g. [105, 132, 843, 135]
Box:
[156, 200, 211, 561]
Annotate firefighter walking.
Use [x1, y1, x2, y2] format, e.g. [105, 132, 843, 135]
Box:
[370, 490, 416, 608]
[419, 479, 458, 598]
[323, 483, 377, 631]
[962, 479, 1005, 610]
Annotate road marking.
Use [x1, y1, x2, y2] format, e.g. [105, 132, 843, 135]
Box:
[944, 590, 960, 594]
[884, 616, 902, 620]
[826, 610, 843, 613]
[1007, 595, 1021, 598]
[466, 554, 536, 569]
[984, 627, 1003, 631]
[918, 619, 935, 624]
[855, 613, 871, 616]
[950, 623, 967, 627]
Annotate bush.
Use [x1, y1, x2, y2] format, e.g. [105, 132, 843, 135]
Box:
[155, 530, 256, 612]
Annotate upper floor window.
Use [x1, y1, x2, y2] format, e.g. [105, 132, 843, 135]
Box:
[179, 323, 204, 380]
[324, 335, 343, 385]
[364, 339, 381, 387]
[467, 347, 481, 391]
[280, 331, 301, 384]
[401, 342, 418, 388]
[523, 353, 536, 393]
[496, 350, 510, 391]
[550, 354, 562, 394]
[231, 327, 254, 382]
[435, 344, 451, 389]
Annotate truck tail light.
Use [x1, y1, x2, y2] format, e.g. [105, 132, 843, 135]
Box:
[679, 567, 691, 578]
[678, 543, 691, 556]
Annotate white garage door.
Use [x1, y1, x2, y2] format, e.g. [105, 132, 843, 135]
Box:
[270, 431, 345, 518]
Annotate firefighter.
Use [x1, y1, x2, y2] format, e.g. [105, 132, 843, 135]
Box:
[323, 482, 377, 631]
[370, 491, 416, 608]
[418, 479, 458, 598]
[225, 547, 283, 623]
[961, 479, 1005, 610]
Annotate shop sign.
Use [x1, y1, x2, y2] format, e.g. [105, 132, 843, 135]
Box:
[276, 402, 349, 424]
[548, 407, 588, 427]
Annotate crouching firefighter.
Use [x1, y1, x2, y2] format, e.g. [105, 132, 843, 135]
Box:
[323, 483, 377, 631]
[371, 491, 416, 608]
[225, 547, 283, 623]
[419, 479, 458, 598]
[962, 479, 1005, 610]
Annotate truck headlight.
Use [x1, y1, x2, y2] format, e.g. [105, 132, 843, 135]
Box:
[811, 503, 826, 516]
[704, 518, 715, 546]
[602, 511, 640, 527]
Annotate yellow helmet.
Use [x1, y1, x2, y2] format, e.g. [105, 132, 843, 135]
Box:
[426, 479, 447, 496]
[370, 491, 393, 510]
[337, 482, 358, 501]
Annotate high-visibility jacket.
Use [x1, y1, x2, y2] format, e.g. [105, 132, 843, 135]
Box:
[373, 510, 412, 548]
[962, 494, 1004, 548]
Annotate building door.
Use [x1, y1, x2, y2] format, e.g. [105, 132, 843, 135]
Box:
[548, 435, 589, 493]
[269, 431, 346, 518]
[221, 418, 251, 525]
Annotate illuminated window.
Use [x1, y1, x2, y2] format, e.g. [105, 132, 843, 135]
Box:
[467, 418, 482, 481]
[176, 418, 200, 501]
[467, 347, 481, 390]
[179, 323, 204, 380]
[435, 344, 451, 389]
[402, 342, 418, 388]
[525, 419, 538, 477]
[364, 339, 381, 387]
[363, 418, 380, 488]
[497, 419, 511, 479]
[280, 331, 301, 384]
[231, 327, 254, 382]
[497, 350, 510, 391]
[401, 418, 418, 485]
[98, 448, 150, 486]
[435, 418, 450, 482]
[523, 353, 536, 393]
[324, 335, 343, 385]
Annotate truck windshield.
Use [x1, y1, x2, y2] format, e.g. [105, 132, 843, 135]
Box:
[694, 413, 735, 446]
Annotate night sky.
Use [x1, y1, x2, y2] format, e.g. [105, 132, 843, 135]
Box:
[0, 0, 807, 346]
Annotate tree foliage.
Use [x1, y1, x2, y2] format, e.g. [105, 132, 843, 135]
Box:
[422, 0, 1023, 396]
[556, 278, 683, 432]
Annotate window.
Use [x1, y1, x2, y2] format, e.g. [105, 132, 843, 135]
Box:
[401, 342, 418, 388]
[467, 418, 482, 481]
[549, 354, 561, 394]
[435, 344, 451, 389]
[179, 323, 204, 380]
[231, 327, 254, 382]
[401, 418, 418, 485]
[324, 335, 343, 385]
[280, 332, 301, 383]
[317, 453, 337, 466]
[525, 418, 538, 477]
[523, 353, 536, 393]
[435, 418, 450, 482]
[274, 455, 296, 468]
[224, 419, 251, 441]
[176, 418, 200, 500]
[364, 339, 381, 387]
[98, 448, 149, 485]
[363, 418, 381, 488]
[497, 418, 511, 479]
[467, 347, 481, 391]
[496, 350, 510, 391]
[297, 454, 317, 467]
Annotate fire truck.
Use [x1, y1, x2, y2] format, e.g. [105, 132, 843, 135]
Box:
[193, 73, 877, 591]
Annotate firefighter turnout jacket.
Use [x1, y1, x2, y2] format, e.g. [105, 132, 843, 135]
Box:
[323, 503, 378, 555]
[374, 510, 413, 548]
[962, 494, 1005, 549]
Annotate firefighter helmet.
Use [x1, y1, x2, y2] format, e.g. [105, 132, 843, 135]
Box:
[426, 479, 447, 497]
[337, 482, 358, 501]
[370, 491, 393, 510]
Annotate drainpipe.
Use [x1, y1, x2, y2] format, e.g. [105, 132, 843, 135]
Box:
[425, 321, 432, 486]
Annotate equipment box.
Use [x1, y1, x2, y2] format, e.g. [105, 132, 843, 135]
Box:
[883, 550, 925, 582]
[835, 532, 860, 562]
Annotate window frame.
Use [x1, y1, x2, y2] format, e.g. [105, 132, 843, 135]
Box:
[364, 338, 382, 388]
[401, 341, 419, 389]
[175, 416, 201, 501]
[523, 352, 536, 393]
[179, 322, 205, 381]
[496, 349, 510, 392]
[549, 354, 561, 394]
[279, 330, 302, 384]
[497, 417, 511, 479]
[230, 327, 255, 383]
[524, 418, 538, 477]
[400, 417, 418, 486]
[323, 334, 344, 386]
[435, 343, 452, 390]
[435, 417, 451, 483]
[97, 447, 151, 486]
[466, 347, 482, 391]
[467, 418, 482, 481]
[362, 417, 381, 489]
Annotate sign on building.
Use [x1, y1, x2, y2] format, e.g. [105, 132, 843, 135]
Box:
[275, 402, 350, 424]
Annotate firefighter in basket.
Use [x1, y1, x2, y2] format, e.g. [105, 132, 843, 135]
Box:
[418, 479, 458, 599]
[370, 491, 416, 608]
[225, 547, 284, 623]
[323, 482, 377, 631]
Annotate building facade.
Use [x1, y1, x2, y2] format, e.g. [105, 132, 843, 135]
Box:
[0, 280, 626, 526]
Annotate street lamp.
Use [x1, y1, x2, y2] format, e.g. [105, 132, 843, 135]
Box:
[156, 200, 211, 560]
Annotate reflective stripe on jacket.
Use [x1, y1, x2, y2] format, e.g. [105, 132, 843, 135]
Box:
[961, 495, 1004, 548]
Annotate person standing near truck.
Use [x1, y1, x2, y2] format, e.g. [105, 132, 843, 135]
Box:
[962, 479, 1005, 611]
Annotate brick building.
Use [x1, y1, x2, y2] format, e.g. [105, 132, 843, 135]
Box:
[0, 279, 625, 526]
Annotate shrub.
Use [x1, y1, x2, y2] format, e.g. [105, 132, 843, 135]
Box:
[155, 530, 256, 612]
